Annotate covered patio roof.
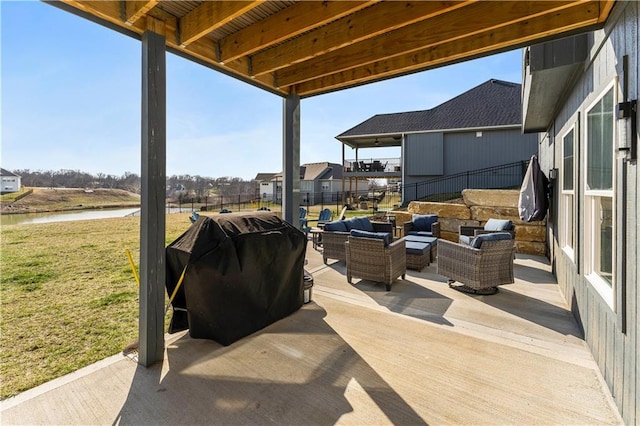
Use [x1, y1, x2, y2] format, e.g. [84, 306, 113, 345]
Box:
[43, 0, 618, 367]
[51, 1, 615, 98]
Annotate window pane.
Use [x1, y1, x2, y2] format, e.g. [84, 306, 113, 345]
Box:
[597, 197, 613, 285]
[565, 194, 574, 249]
[587, 89, 614, 190]
[563, 129, 574, 191]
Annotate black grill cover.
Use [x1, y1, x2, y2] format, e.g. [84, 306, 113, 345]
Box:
[165, 212, 307, 345]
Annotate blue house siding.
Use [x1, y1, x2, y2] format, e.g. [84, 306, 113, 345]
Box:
[402, 128, 537, 195]
[532, 2, 639, 423]
[443, 129, 537, 174]
[405, 133, 444, 176]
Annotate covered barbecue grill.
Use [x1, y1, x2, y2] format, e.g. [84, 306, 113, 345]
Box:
[165, 212, 307, 346]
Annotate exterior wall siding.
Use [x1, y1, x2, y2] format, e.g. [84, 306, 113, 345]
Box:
[404, 129, 536, 181]
[443, 129, 537, 174]
[405, 133, 444, 175]
[538, 2, 639, 423]
[402, 129, 537, 198]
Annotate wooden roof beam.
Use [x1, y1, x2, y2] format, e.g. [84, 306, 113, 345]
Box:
[219, 0, 374, 64]
[125, 1, 159, 26]
[250, 0, 474, 77]
[275, 0, 593, 87]
[58, 1, 280, 95]
[179, 1, 264, 48]
[294, 2, 603, 97]
[60, 0, 125, 29]
[598, 0, 617, 22]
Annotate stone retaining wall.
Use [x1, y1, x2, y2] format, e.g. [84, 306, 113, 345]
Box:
[392, 189, 547, 256]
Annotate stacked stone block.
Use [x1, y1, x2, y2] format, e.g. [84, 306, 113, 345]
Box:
[393, 189, 546, 256]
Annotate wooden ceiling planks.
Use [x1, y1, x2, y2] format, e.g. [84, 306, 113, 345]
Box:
[55, 0, 617, 98]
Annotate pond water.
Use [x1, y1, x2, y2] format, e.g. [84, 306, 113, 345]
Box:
[0, 208, 143, 226]
[1, 206, 201, 226]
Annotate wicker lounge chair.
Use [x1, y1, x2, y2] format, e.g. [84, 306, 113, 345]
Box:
[403, 214, 441, 238]
[346, 234, 406, 291]
[437, 233, 515, 295]
[458, 218, 514, 245]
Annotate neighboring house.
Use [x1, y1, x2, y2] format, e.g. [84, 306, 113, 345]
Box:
[0, 168, 21, 194]
[300, 162, 358, 205]
[166, 183, 186, 198]
[336, 79, 539, 203]
[522, 2, 639, 424]
[256, 163, 369, 205]
[254, 173, 278, 202]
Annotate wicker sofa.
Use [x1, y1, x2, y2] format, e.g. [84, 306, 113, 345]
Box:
[437, 232, 516, 295]
[346, 234, 406, 291]
[322, 217, 393, 264]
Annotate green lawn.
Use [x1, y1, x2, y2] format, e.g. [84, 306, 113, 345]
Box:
[0, 214, 191, 399]
[0, 205, 397, 399]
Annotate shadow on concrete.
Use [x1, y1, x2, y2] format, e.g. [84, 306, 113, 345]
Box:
[353, 278, 454, 326]
[113, 303, 427, 425]
[481, 287, 584, 338]
[513, 263, 556, 284]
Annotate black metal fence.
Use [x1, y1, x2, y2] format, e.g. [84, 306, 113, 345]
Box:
[173, 161, 528, 214]
[401, 161, 529, 204]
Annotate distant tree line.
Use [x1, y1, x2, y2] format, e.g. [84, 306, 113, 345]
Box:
[13, 169, 259, 199]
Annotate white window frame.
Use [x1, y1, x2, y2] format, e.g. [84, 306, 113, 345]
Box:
[561, 125, 576, 260]
[583, 80, 616, 309]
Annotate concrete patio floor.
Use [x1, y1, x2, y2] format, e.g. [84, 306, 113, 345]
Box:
[1, 240, 623, 425]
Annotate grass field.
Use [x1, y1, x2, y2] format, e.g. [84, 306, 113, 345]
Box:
[0, 197, 402, 399]
[0, 213, 192, 399]
[1, 188, 141, 214]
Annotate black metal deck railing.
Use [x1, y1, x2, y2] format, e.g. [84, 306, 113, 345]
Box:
[401, 160, 529, 204]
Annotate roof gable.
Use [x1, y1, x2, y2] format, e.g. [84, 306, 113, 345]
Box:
[338, 79, 522, 138]
[301, 162, 343, 181]
[0, 168, 20, 177]
[254, 173, 277, 182]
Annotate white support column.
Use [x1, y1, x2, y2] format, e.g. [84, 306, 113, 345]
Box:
[139, 29, 166, 367]
[282, 94, 300, 224]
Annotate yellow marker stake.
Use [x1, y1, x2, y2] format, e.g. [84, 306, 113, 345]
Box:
[125, 249, 140, 287]
[165, 265, 188, 314]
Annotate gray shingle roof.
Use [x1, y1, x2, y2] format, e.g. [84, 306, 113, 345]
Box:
[301, 162, 343, 180]
[257, 163, 343, 182]
[0, 168, 20, 177]
[337, 79, 522, 138]
[254, 173, 277, 182]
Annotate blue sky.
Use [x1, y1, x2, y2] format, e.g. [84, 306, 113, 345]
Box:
[1, 1, 524, 181]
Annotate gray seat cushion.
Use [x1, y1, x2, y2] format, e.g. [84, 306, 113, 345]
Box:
[459, 235, 474, 245]
[323, 220, 347, 232]
[484, 218, 513, 231]
[406, 230, 434, 237]
[405, 241, 430, 255]
[405, 235, 438, 245]
[411, 214, 438, 232]
[350, 229, 391, 246]
[470, 232, 513, 249]
[343, 217, 375, 232]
